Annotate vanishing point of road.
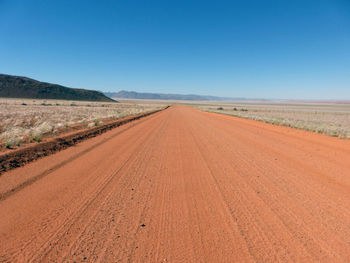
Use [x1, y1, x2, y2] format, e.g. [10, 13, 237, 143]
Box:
[1, 105, 350, 262]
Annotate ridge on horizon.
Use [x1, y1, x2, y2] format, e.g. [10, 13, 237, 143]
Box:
[104, 90, 248, 101]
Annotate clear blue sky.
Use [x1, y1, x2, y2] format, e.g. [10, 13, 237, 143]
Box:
[1, 0, 349, 99]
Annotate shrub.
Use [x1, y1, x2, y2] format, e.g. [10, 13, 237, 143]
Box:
[5, 141, 12, 149]
[217, 107, 224, 110]
[30, 134, 42, 143]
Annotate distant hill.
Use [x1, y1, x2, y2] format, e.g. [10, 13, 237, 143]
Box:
[105, 90, 242, 101]
[0, 74, 116, 102]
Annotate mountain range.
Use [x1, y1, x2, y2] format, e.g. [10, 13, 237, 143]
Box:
[104, 90, 244, 101]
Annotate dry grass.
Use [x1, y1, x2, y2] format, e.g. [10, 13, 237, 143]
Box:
[187, 101, 350, 139]
[0, 98, 168, 148]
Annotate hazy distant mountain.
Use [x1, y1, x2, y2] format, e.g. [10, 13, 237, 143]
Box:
[0, 74, 116, 102]
[105, 90, 242, 101]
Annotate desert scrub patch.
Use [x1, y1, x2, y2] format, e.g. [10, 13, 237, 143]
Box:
[0, 98, 168, 146]
[194, 101, 350, 139]
[5, 138, 21, 148]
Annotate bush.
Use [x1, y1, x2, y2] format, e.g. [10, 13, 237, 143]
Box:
[29, 134, 42, 143]
[217, 107, 224, 110]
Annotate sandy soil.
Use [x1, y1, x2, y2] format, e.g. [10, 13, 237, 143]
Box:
[1, 105, 350, 262]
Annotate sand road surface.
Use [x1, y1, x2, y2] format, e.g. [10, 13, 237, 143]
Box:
[1, 105, 350, 262]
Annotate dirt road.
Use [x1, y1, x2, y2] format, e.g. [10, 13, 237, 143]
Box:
[1, 105, 350, 262]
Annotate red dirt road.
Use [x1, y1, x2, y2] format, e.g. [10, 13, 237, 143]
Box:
[1, 105, 350, 262]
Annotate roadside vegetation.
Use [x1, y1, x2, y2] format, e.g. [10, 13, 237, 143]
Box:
[189, 101, 350, 139]
[0, 98, 168, 149]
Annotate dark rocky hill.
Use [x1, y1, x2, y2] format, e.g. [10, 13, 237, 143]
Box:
[0, 74, 116, 102]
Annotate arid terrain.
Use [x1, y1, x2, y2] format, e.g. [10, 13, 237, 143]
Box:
[1, 105, 350, 262]
[0, 98, 168, 149]
[189, 101, 350, 139]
